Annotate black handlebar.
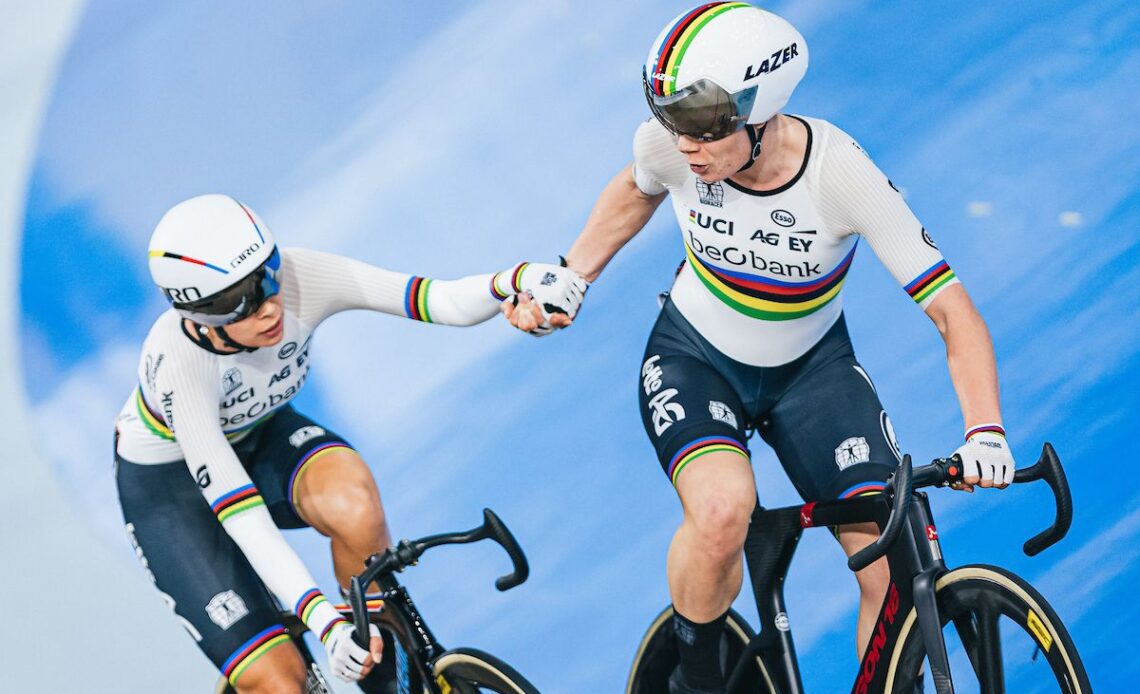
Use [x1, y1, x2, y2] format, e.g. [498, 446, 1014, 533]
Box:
[848, 454, 913, 572]
[347, 508, 529, 648]
[846, 442, 1073, 573]
[1011, 443, 1072, 556]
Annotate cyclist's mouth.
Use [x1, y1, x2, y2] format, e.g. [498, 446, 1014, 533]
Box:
[260, 318, 283, 339]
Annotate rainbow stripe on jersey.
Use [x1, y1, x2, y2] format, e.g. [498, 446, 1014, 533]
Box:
[905, 260, 956, 305]
[490, 263, 529, 301]
[685, 242, 857, 321]
[648, 2, 750, 97]
[221, 625, 289, 685]
[669, 436, 749, 486]
[133, 387, 270, 442]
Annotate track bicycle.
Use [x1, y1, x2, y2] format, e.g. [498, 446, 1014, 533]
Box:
[627, 443, 1090, 693]
[217, 508, 540, 693]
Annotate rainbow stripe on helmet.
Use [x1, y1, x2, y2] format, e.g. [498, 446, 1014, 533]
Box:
[648, 2, 750, 97]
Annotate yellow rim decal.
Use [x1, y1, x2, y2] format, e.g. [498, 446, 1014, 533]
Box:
[1026, 609, 1053, 652]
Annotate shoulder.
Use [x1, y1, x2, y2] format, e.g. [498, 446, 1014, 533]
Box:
[633, 119, 689, 190]
[138, 310, 217, 387]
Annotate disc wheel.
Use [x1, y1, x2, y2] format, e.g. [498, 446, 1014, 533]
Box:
[431, 647, 540, 694]
[626, 605, 775, 694]
[887, 564, 1090, 693]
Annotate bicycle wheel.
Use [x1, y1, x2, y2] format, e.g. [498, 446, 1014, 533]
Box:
[431, 647, 540, 694]
[886, 564, 1090, 693]
[626, 605, 775, 694]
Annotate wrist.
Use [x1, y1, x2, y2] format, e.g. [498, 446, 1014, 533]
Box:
[296, 589, 347, 644]
[964, 422, 1005, 442]
[490, 263, 529, 300]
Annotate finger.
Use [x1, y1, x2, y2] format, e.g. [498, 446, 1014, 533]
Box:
[370, 626, 384, 663]
[995, 464, 1010, 489]
[500, 301, 514, 318]
[978, 462, 995, 488]
[549, 313, 572, 328]
[961, 457, 981, 486]
[1003, 462, 1015, 486]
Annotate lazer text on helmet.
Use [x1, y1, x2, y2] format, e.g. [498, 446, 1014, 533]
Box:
[743, 43, 799, 81]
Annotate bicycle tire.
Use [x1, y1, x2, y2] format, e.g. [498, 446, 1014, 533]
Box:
[626, 605, 775, 694]
[431, 647, 540, 694]
[885, 564, 1090, 693]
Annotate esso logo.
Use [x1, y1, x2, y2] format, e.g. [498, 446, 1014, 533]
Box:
[771, 210, 796, 227]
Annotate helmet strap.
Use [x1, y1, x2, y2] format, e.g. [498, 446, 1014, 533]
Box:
[215, 325, 258, 353]
[737, 124, 766, 173]
[180, 319, 254, 354]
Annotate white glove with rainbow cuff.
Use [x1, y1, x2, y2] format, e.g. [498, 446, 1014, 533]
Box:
[954, 423, 1015, 488]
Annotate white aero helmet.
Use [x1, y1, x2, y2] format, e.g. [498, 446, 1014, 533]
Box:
[148, 194, 281, 326]
[643, 2, 808, 141]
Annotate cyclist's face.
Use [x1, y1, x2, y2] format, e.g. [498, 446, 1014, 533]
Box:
[222, 294, 285, 347]
[674, 127, 751, 183]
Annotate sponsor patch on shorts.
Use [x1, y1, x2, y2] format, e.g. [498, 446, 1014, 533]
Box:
[835, 437, 870, 470]
[289, 425, 325, 448]
[206, 589, 249, 630]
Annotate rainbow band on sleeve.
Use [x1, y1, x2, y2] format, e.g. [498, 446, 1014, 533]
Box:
[839, 481, 886, 499]
[965, 423, 1005, 441]
[296, 588, 331, 625]
[288, 443, 354, 508]
[904, 260, 956, 304]
[490, 263, 529, 300]
[685, 242, 857, 321]
[221, 624, 290, 686]
[403, 276, 434, 322]
[648, 2, 750, 97]
[668, 436, 749, 486]
[211, 485, 266, 523]
[319, 616, 349, 645]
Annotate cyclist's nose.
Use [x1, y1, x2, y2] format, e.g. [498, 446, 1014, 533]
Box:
[676, 135, 701, 154]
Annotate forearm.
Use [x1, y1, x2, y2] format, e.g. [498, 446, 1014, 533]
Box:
[564, 164, 665, 282]
[930, 286, 1002, 429]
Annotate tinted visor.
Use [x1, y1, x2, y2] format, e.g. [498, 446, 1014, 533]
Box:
[170, 247, 281, 326]
[643, 71, 757, 142]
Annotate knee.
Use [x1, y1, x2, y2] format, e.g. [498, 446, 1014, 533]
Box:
[318, 481, 386, 537]
[855, 555, 891, 600]
[684, 489, 754, 560]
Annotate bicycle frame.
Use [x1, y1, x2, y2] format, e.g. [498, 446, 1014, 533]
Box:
[726, 444, 1071, 694]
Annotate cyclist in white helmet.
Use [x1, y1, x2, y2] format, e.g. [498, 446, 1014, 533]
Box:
[116, 194, 579, 692]
[504, 3, 1015, 692]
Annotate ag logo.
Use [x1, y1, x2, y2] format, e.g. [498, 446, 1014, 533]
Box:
[921, 227, 938, 249]
[277, 341, 298, 359]
[696, 179, 724, 207]
[771, 209, 796, 227]
[222, 368, 243, 395]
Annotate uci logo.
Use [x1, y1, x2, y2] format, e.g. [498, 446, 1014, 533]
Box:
[163, 286, 202, 303]
[771, 210, 796, 227]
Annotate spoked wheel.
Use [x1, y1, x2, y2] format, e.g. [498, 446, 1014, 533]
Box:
[626, 606, 775, 694]
[887, 565, 1090, 693]
[431, 648, 540, 694]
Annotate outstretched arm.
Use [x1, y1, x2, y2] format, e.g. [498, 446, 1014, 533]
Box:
[565, 164, 667, 282]
[504, 164, 666, 333]
[281, 247, 565, 327]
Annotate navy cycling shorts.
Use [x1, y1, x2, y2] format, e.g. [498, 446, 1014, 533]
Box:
[638, 299, 900, 502]
[115, 406, 354, 681]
